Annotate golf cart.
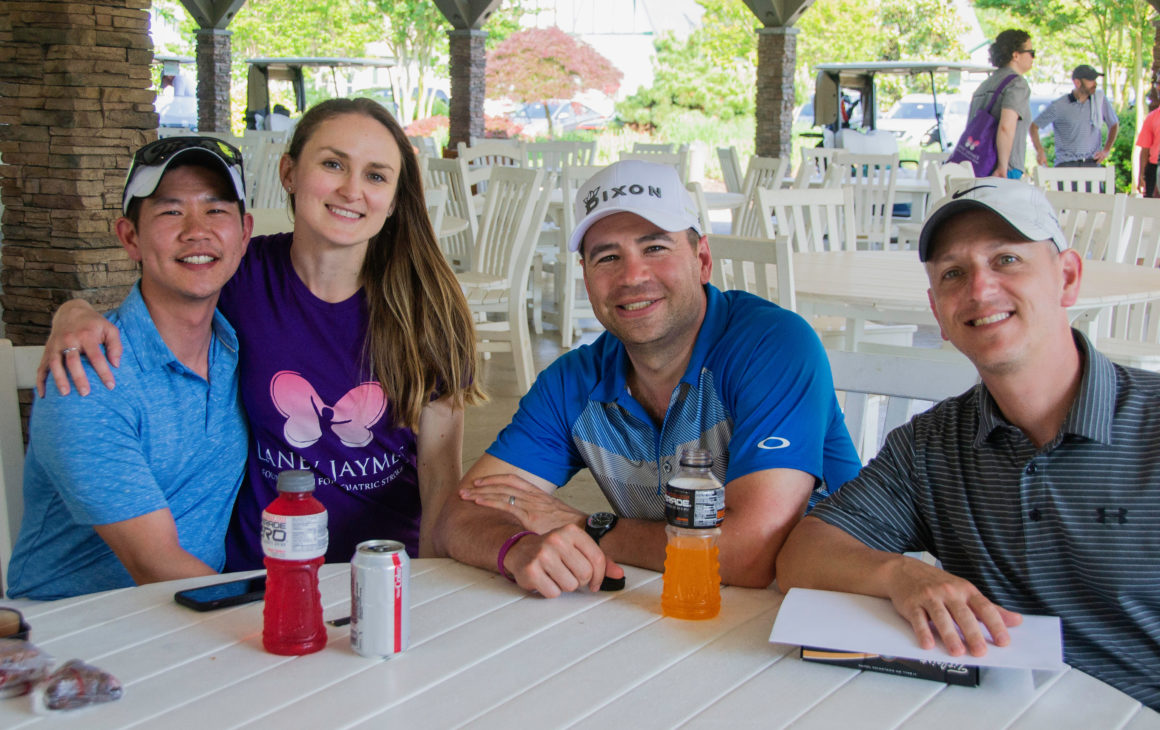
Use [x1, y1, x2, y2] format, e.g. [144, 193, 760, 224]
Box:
[811, 61, 990, 151]
[245, 57, 396, 130]
[154, 54, 197, 130]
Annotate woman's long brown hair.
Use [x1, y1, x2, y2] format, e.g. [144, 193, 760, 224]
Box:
[284, 98, 484, 430]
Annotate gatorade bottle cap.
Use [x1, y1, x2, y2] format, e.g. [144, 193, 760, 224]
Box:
[276, 470, 315, 493]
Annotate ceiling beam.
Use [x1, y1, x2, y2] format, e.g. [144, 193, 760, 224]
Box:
[431, 0, 505, 30]
[741, 0, 817, 28]
[179, 0, 247, 30]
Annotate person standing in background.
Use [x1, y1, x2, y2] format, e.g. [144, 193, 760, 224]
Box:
[969, 29, 1035, 179]
[1030, 65, 1119, 168]
[1136, 76, 1160, 198]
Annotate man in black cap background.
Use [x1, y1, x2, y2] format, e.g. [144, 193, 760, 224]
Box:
[5, 137, 254, 599]
[777, 177, 1160, 711]
[1030, 64, 1119, 168]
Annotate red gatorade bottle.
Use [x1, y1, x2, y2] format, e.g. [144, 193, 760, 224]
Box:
[262, 470, 328, 655]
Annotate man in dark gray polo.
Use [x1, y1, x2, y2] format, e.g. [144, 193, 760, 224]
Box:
[1030, 64, 1119, 168]
[777, 177, 1160, 711]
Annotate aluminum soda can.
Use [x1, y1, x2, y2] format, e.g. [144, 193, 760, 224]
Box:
[350, 539, 410, 658]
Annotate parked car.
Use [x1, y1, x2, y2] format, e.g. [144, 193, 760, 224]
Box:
[509, 100, 614, 137]
[878, 94, 946, 144]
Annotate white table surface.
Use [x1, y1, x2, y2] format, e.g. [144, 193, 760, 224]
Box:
[2, 560, 1156, 729]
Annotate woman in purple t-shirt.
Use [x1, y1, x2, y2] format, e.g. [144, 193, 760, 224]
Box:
[39, 99, 483, 566]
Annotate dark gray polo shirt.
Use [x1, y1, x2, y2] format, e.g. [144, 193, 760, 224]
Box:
[812, 331, 1160, 711]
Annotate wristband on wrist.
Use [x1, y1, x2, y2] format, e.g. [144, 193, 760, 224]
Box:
[497, 530, 535, 583]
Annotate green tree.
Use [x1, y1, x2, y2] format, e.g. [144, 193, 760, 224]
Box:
[486, 26, 622, 138]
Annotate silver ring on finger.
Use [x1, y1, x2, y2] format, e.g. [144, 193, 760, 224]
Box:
[62, 347, 80, 355]
[508, 495, 516, 506]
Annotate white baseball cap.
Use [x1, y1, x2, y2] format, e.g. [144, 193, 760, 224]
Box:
[567, 160, 703, 253]
[919, 177, 1069, 261]
[122, 136, 247, 215]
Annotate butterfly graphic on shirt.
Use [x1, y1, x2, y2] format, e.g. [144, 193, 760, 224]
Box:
[269, 370, 387, 448]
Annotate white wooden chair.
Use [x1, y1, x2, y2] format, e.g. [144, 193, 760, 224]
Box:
[827, 347, 978, 463]
[574, 141, 597, 165]
[631, 142, 675, 154]
[1045, 190, 1126, 261]
[1093, 196, 1160, 370]
[1035, 165, 1116, 195]
[408, 135, 439, 158]
[0, 339, 42, 596]
[757, 185, 856, 253]
[707, 234, 795, 311]
[896, 160, 974, 247]
[825, 152, 900, 250]
[424, 157, 476, 271]
[731, 155, 790, 238]
[525, 141, 582, 174]
[458, 139, 526, 170]
[619, 149, 690, 183]
[457, 167, 551, 393]
[716, 146, 745, 194]
[794, 147, 838, 189]
[424, 184, 448, 242]
[553, 164, 608, 346]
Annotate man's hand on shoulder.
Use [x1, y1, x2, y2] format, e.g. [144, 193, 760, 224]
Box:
[503, 524, 624, 597]
[459, 472, 586, 534]
[885, 557, 1023, 657]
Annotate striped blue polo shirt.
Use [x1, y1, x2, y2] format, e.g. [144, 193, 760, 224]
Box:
[811, 331, 1160, 710]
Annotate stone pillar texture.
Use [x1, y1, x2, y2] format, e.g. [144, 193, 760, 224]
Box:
[0, 0, 155, 345]
[447, 29, 486, 153]
[196, 28, 231, 133]
[755, 26, 798, 159]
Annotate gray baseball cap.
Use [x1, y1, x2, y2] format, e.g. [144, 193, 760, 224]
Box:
[568, 160, 702, 253]
[918, 177, 1069, 262]
[123, 136, 247, 214]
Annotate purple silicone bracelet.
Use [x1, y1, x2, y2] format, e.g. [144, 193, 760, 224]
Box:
[497, 530, 535, 583]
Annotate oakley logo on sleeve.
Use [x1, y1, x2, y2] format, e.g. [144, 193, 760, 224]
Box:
[757, 436, 791, 450]
[270, 371, 387, 449]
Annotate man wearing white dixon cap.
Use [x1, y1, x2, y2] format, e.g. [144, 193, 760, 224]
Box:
[434, 160, 860, 596]
[778, 177, 1160, 711]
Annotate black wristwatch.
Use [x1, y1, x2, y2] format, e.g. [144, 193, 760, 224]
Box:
[585, 512, 619, 544]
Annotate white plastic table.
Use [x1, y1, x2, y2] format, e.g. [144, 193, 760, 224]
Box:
[2, 560, 1156, 728]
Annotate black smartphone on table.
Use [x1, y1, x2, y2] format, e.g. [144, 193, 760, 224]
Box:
[174, 575, 267, 611]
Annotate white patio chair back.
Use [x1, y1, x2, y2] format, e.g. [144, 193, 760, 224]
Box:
[457, 139, 526, 170]
[618, 149, 690, 182]
[927, 160, 975, 198]
[707, 234, 795, 311]
[731, 155, 790, 238]
[0, 339, 42, 596]
[424, 157, 476, 270]
[716, 146, 745, 194]
[825, 152, 900, 249]
[408, 135, 439, 158]
[574, 140, 597, 165]
[1035, 165, 1115, 194]
[827, 347, 979, 463]
[557, 164, 607, 346]
[686, 181, 712, 239]
[1096, 196, 1160, 358]
[424, 184, 448, 241]
[525, 141, 582, 174]
[247, 142, 288, 210]
[459, 167, 551, 393]
[757, 185, 857, 253]
[794, 147, 838, 189]
[631, 142, 675, 154]
[1045, 190, 1126, 261]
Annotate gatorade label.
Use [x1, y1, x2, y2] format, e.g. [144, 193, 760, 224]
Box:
[261, 511, 329, 559]
[664, 480, 725, 528]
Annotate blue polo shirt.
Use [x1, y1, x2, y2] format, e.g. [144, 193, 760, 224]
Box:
[1033, 91, 1118, 164]
[488, 285, 860, 518]
[7, 283, 248, 599]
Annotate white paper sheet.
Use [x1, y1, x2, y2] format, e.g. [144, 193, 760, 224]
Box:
[769, 588, 1065, 670]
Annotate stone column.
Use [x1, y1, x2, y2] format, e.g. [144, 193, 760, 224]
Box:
[0, 0, 153, 345]
[447, 29, 486, 154]
[195, 28, 231, 133]
[755, 26, 799, 159]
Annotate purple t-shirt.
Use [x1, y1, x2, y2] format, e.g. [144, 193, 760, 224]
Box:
[220, 233, 420, 569]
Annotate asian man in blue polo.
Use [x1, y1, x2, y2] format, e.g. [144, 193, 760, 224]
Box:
[433, 160, 860, 596]
[6, 137, 253, 599]
[777, 178, 1160, 711]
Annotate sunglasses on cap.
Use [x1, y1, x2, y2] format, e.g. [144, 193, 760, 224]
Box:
[123, 136, 247, 214]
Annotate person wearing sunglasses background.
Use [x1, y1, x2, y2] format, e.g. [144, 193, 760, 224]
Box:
[7, 137, 254, 599]
[968, 29, 1035, 179]
[36, 98, 482, 573]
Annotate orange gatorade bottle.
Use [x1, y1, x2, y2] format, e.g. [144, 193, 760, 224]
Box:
[661, 449, 724, 620]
